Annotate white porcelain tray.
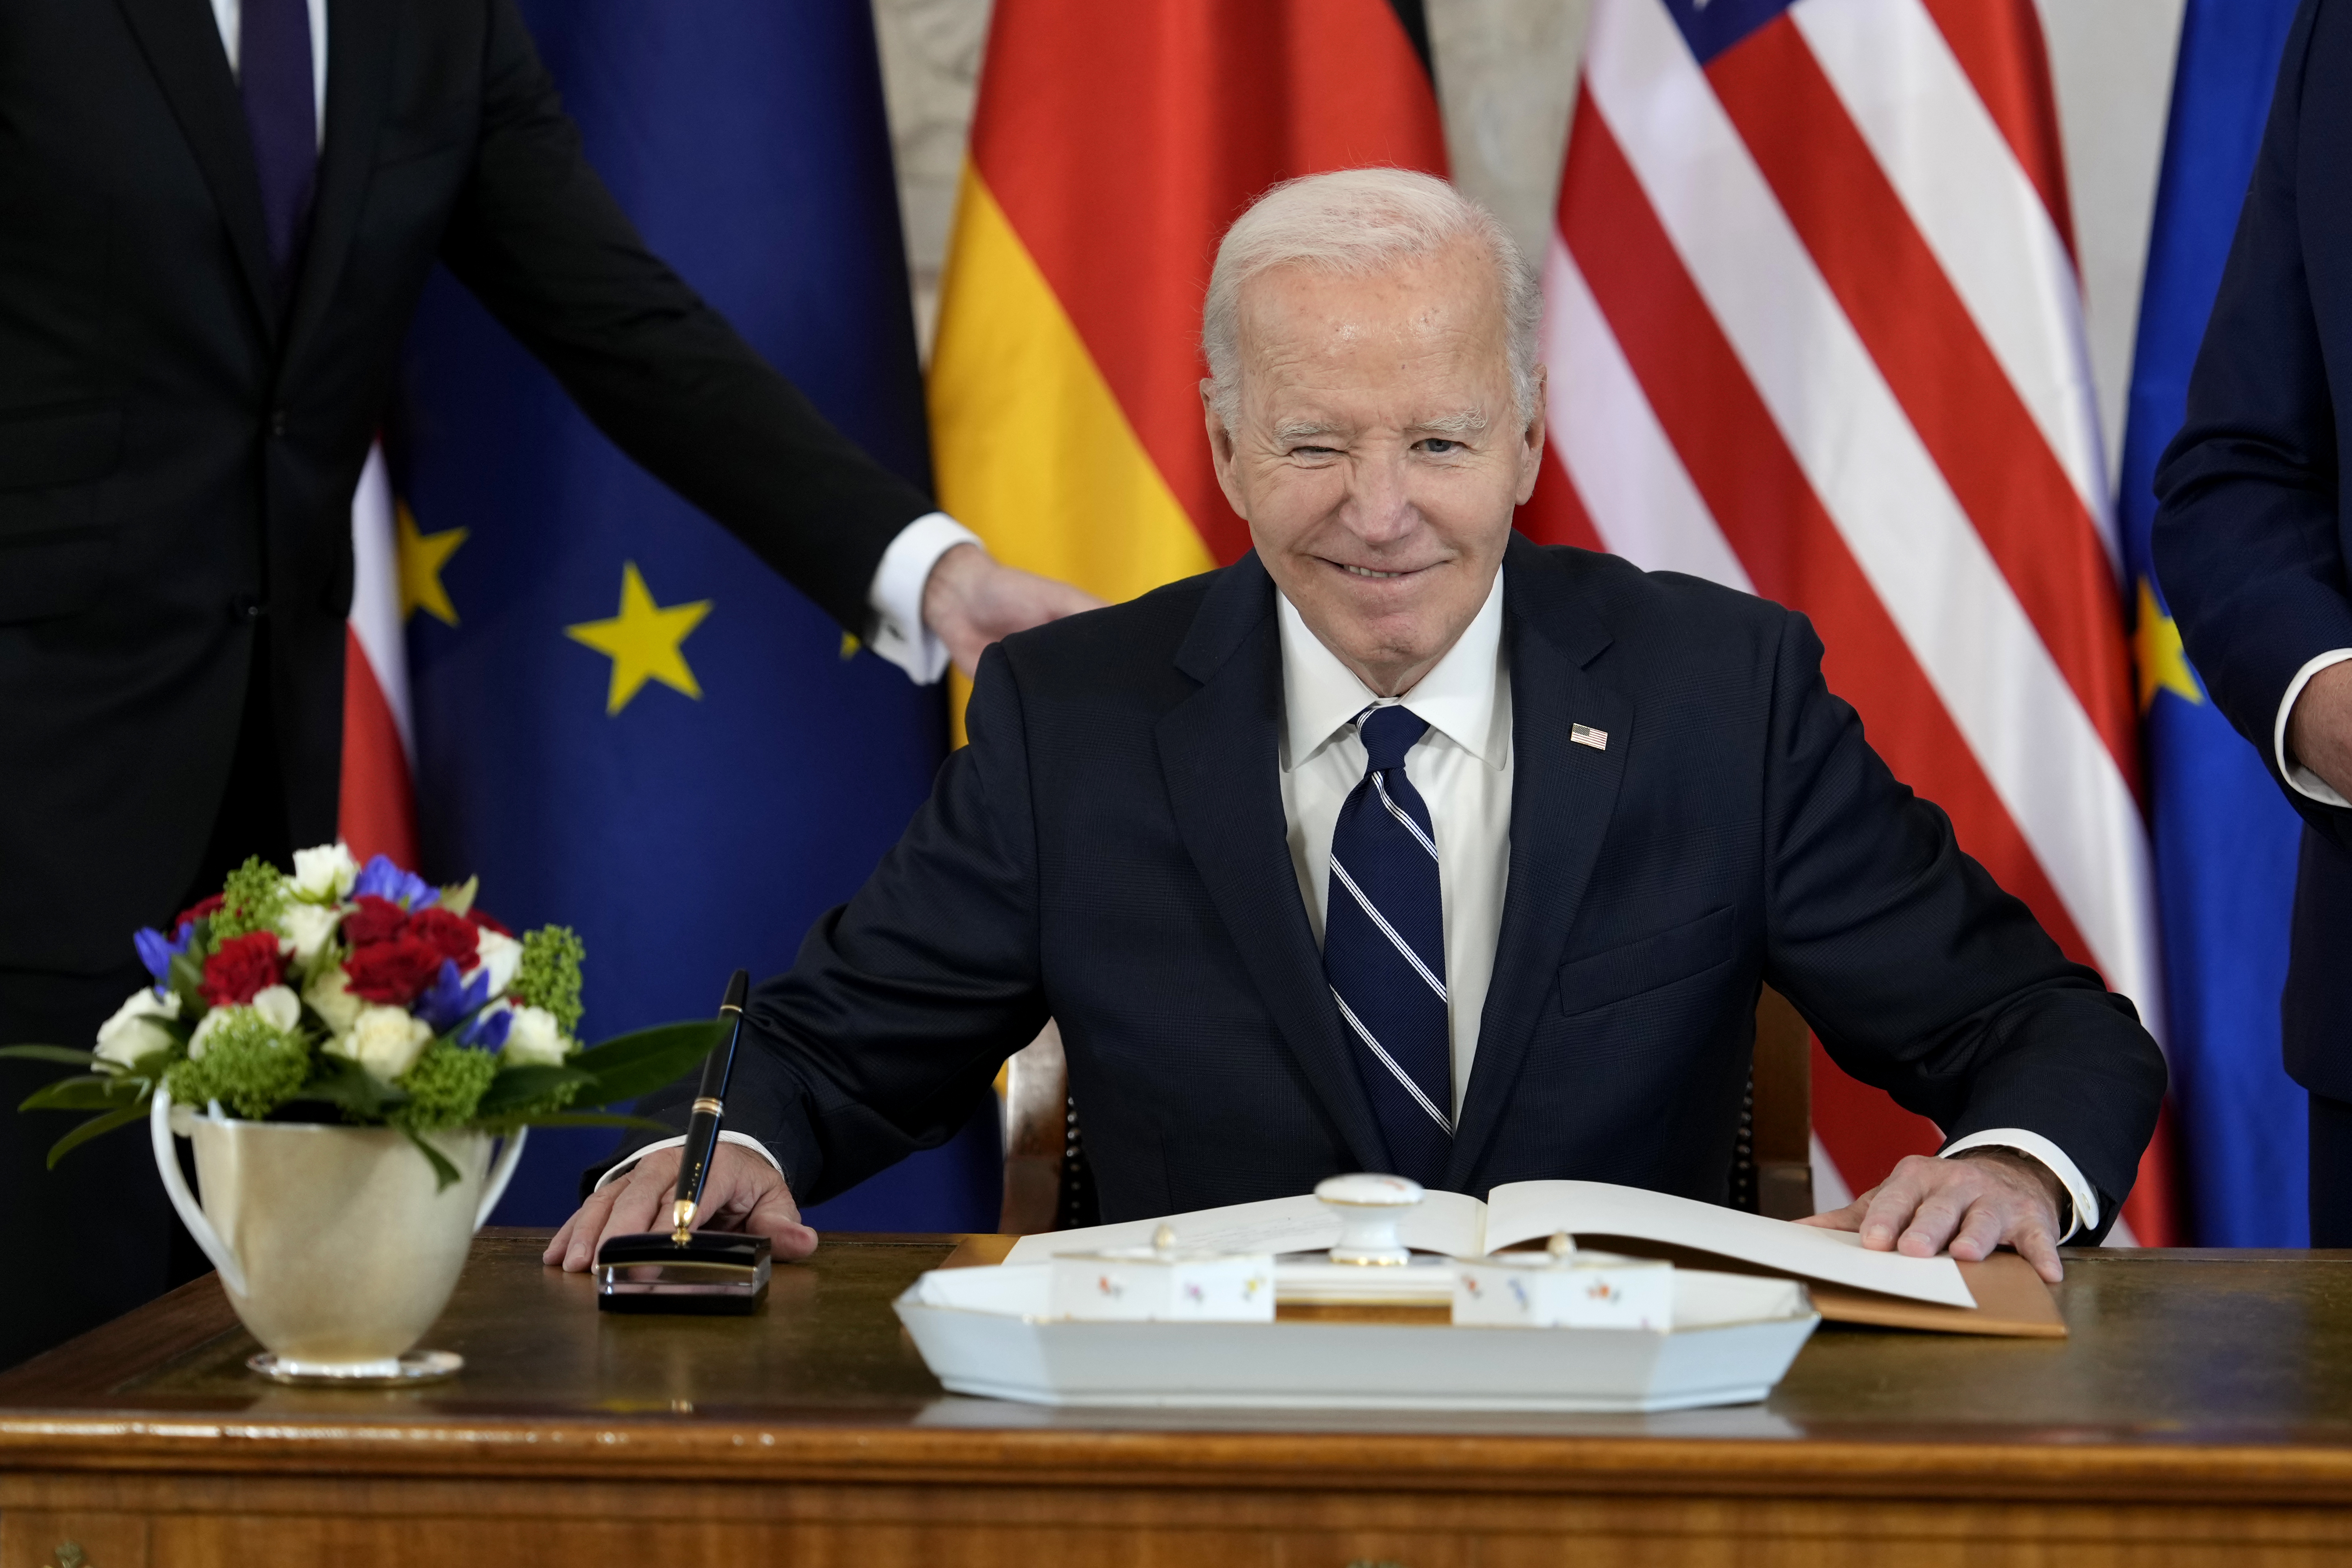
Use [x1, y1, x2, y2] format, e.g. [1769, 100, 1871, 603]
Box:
[894, 1263, 1820, 1412]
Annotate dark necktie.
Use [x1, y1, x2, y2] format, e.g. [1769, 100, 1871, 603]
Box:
[240, 0, 318, 296]
[1323, 704, 1452, 1185]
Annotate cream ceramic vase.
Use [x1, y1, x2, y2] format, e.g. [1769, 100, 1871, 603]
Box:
[150, 1087, 526, 1378]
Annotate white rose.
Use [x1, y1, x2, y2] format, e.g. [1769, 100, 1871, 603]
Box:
[469, 928, 523, 1001]
[330, 1005, 433, 1083]
[291, 843, 360, 900]
[304, 966, 364, 1034]
[186, 1006, 229, 1061]
[275, 901, 343, 965]
[251, 984, 300, 1034]
[500, 1004, 574, 1067]
[94, 988, 180, 1070]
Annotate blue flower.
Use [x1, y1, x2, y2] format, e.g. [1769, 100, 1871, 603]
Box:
[133, 923, 193, 987]
[414, 958, 489, 1035]
[461, 1005, 513, 1052]
[352, 854, 439, 911]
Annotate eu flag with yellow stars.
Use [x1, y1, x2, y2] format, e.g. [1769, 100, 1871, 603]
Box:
[2120, 0, 2305, 1245]
[387, 2, 1001, 1231]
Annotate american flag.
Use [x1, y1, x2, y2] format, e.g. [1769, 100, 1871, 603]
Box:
[1519, 0, 2175, 1244]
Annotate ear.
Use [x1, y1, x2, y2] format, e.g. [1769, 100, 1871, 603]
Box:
[1513, 364, 1549, 507]
[1202, 380, 1251, 521]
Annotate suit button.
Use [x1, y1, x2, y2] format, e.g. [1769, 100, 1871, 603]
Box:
[230, 594, 269, 622]
[269, 409, 287, 438]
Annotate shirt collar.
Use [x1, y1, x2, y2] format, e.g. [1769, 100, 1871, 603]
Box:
[1277, 568, 1508, 772]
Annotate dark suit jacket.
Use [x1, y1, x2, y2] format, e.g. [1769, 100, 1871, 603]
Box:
[0, 0, 930, 973]
[633, 539, 2164, 1236]
[2152, 0, 2352, 1098]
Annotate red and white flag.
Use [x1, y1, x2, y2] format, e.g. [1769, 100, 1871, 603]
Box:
[339, 443, 421, 872]
[1522, 0, 2176, 1243]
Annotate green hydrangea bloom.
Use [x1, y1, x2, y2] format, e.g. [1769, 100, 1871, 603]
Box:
[391, 1042, 498, 1132]
[167, 1010, 311, 1120]
[209, 856, 291, 944]
[510, 926, 585, 1035]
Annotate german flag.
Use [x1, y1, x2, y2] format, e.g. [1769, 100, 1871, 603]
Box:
[929, 0, 1448, 727]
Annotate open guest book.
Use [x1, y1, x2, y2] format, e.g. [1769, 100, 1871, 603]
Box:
[1001, 1179, 2065, 1338]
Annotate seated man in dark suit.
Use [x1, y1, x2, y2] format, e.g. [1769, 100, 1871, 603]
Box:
[553, 169, 2165, 1283]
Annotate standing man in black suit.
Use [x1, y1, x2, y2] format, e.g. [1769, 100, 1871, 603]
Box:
[2155, 0, 2352, 1246]
[0, 0, 1093, 1366]
[555, 170, 2166, 1281]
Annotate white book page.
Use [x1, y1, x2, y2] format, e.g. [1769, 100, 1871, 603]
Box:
[1483, 1180, 1975, 1309]
[1002, 1188, 1490, 1264]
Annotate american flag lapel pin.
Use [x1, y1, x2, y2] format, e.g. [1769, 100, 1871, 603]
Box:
[1571, 723, 1608, 751]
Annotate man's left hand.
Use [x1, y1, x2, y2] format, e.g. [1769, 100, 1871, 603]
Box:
[1795, 1148, 2069, 1283]
[922, 542, 1103, 678]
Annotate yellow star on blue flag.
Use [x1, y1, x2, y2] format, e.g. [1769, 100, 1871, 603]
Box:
[566, 562, 712, 715]
[2134, 577, 2203, 712]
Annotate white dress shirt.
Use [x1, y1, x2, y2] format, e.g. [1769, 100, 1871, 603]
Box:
[206, 2, 978, 687]
[1274, 569, 2101, 1240]
[2276, 649, 2352, 806]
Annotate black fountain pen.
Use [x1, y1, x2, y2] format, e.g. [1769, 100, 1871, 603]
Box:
[670, 967, 750, 1244]
[593, 969, 773, 1314]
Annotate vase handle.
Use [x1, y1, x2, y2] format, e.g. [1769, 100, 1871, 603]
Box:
[149, 1086, 249, 1298]
[474, 1125, 528, 1232]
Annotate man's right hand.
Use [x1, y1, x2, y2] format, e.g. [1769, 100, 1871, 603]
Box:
[545, 1142, 818, 1273]
[2288, 660, 2352, 799]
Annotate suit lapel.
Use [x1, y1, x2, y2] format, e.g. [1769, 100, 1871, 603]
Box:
[1157, 557, 1392, 1174]
[113, 0, 279, 337]
[281, 0, 398, 376]
[1445, 540, 1631, 1191]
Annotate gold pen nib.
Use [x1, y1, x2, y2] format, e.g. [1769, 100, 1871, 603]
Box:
[671, 1198, 697, 1247]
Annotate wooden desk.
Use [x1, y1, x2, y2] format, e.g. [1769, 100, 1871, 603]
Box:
[2, 1236, 2351, 1566]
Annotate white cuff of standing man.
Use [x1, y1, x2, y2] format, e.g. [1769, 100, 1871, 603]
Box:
[864, 511, 986, 684]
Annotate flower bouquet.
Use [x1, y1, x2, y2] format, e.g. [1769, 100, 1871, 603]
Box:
[0, 844, 729, 1381]
[0, 843, 722, 1186]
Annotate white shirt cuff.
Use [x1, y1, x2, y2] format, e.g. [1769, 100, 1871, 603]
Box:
[1941, 1128, 2097, 1243]
[590, 1130, 782, 1193]
[865, 512, 984, 685]
[2274, 648, 2352, 806]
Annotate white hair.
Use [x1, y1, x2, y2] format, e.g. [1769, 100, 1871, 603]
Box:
[1201, 167, 1541, 431]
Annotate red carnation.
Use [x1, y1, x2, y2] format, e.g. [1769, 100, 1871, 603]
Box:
[174, 892, 225, 933]
[342, 894, 410, 949]
[466, 908, 513, 937]
[406, 907, 479, 967]
[342, 936, 443, 1005]
[200, 931, 285, 1008]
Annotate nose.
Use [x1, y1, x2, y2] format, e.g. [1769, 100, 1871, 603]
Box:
[1341, 444, 1416, 546]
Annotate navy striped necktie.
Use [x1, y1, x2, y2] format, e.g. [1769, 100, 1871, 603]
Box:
[240, 0, 319, 299]
[1324, 703, 1451, 1185]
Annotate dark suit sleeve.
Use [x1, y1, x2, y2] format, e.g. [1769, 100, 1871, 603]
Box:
[437, 0, 930, 637]
[2153, 0, 2352, 845]
[1757, 613, 2167, 1239]
[610, 641, 1052, 1201]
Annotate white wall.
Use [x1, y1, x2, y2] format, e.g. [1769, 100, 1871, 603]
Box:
[872, 0, 2185, 484]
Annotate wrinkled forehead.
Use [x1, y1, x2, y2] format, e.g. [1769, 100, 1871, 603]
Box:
[1231, 251, 1512, 416]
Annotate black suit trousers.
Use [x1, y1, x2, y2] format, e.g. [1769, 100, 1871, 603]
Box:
[0, 647, 291, 1368]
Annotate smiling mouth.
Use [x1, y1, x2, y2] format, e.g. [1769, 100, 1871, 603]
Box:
[1334, 562, 1424, 580]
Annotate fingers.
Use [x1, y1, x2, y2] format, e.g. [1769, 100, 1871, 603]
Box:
[549, 1146, 816, 1273]
[1793, 1188, 1878, 1232]
[552, 1147, 680, 1273]
[1835, 1152, 2069, 1279]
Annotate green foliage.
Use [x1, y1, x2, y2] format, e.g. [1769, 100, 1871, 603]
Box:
[210, 856, 290, 943]
[401, 1125, 463, 1191]
[511, 925, 585, 1034]
[282, 1050, 399, 1122]
[471, 1062, 590, 1128]
[567, 1019, 724, 1107]
[0, 1045, 101, 1069]
[390, 1041, 497, 1133]
[166, 1012, 311, 1120]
